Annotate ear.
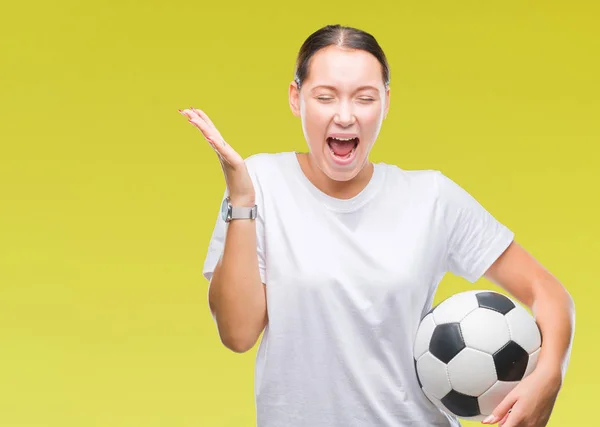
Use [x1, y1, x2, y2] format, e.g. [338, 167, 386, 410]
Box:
[383, 86, 390, 119]
[289, 80, 301, 117]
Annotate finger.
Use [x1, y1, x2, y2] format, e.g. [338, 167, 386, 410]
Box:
[191, 107, 216, 128]
[499, 410, 522, 427]
[185, 107, 212, 130]
[180, 108, 244, 166]
[185, 108, 227, 145]
[197, 126, 241, 167]
[186, 112, 213, 138]
[188, 118, 210, 138]
[186, 115, 233, 154]
[497, 409, 512, 426]
[181, 108, 211, 130]
[189, 119, 221, 148]
[178, 108, 196, 120]
[482, 394, 518, 424]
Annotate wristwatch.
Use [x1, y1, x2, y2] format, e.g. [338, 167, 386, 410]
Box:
[220, 197, 257, 223]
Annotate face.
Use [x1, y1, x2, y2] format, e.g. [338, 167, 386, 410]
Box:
[289, 45, 390, 182]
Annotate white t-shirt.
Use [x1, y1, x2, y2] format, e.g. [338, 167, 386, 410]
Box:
[203, 151, 514, 427]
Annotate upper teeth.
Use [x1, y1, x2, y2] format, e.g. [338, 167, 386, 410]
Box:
[331, 137, 355, 141]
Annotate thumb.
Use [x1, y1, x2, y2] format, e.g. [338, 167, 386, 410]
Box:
[482, 393, 517, 424]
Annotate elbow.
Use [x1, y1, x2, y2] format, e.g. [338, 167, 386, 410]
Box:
[566, 289, 575, 311]
[208, 308, 261, 353]
[533, 275, 575, 313]
[221, 333, 257, 354]
[560, 288, 576, 332]
[210, 308, 262, 354]
[556, 282, 575, 318]
[566, 290, 576, 322]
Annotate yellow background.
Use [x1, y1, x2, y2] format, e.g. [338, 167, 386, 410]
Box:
[1, 0, 598, 426]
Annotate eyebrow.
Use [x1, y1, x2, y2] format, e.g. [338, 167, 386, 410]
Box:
[310, 85, 379, 93]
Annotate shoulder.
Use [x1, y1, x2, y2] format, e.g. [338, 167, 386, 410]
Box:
[388, 165, 462, 200]
[375, 163, 473, 209]
[376, 161, 445, 195]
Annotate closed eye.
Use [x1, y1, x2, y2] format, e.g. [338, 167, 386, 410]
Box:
[317, 97, 375, 102]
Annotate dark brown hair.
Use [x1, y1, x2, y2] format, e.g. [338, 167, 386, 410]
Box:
[294, 24, 390, 90]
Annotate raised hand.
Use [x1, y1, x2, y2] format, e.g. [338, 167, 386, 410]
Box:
[179, 107, 255, 205]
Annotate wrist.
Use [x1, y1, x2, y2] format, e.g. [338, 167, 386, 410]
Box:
[228, 194, 256, 207]
[534, 358, 563, 387]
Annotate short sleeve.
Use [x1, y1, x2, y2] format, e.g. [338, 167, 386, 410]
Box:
[436, 171, 515, 283]
[201, 158, 267, 284]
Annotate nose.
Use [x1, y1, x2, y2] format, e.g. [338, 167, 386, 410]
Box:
[333, 101, 356, 126]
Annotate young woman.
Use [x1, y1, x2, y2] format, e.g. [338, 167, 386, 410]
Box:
[181, 24, 574, 427]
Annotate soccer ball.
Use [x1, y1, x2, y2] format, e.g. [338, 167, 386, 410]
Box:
[413, 290, 542, 421]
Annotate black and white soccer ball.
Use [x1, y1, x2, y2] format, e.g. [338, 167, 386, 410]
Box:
[413, 290, 542, 421]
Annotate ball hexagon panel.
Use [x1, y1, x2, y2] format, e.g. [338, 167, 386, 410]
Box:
[429, 323, 465, 364]
[505, 303, 542, 354]
[493, 341, 530, 381]
[460, 307, 510, 354]
[478, 381, 520, 416]
[416, 352, 452, 400]
[475, 291, 516, 314]
[433, 291, 480, 324]
[447, 348, 497, 397]
[414, 313, 436, 360]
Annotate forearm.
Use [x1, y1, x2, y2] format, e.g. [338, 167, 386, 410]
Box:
[530, 275, 575, 383]
[208, 218, 267, 353]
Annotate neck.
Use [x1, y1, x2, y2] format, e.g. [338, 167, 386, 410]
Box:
[296, 152, 374, 200]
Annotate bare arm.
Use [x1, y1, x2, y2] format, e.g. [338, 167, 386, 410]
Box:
[208, 198, 267, 353]
[482, 240, 575, 425]
[484, 240, 575, 382]
[180, 107, 267, 353]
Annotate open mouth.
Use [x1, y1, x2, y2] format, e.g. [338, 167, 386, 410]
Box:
[327, 137, 359, 162]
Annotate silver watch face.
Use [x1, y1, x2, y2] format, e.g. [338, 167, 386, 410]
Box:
[220, 198, 230, 222]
